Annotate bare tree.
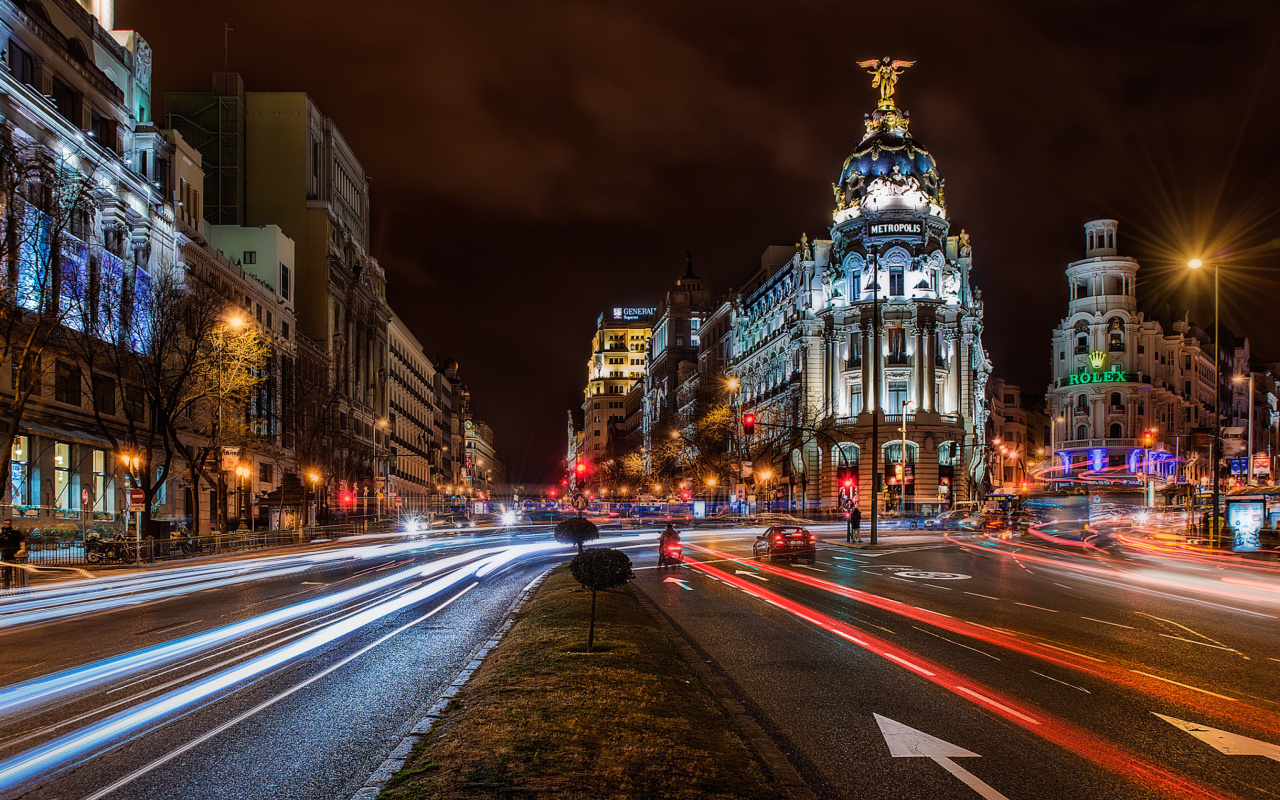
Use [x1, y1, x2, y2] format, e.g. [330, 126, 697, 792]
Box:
[0, 127, 104, 504]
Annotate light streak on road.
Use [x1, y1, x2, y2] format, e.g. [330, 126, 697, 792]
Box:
[678, 557, 1242, 800]
[686, 544, 1280, 741]
[0, 539, 573, 794]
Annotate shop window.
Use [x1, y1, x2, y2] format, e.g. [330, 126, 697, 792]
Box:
[54, 442, 71, 509]
[92, 449, 109, 513]
[10, 436, 30, 506]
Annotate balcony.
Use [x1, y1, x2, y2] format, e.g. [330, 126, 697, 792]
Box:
[1057, 438, 1138, 450]
[1073, 407, 1089, 416]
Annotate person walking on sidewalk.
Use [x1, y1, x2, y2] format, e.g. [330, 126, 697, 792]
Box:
[0, 519, 25, 590]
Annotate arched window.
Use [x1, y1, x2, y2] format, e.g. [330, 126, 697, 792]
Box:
[1109, 423, 1123, 438]
[1076, 394, 1089, 411]
[1109, 392, 1122, 409]
[1108, 316, 1124, 352]
[790, 449, 805, 477]
[883, 441, 918, 464]
[831, 443, 860, 468]
[1076, 424, 1089, 440]
[1074, 319, 1089, 354]
[938, 441, 959, 466]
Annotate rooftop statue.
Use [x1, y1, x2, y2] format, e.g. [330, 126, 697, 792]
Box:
[857, 57, 915, 109]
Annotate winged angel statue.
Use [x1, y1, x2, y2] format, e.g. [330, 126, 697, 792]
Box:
[857, 57, 915, 107]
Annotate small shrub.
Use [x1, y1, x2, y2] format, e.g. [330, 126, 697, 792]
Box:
[554, 516, 599, 553]
[568, 548, 633, 651]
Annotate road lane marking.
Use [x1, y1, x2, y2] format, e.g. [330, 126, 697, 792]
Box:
[734, 570, 769, 581]
[964, 592, 1001, 600]
[793, 564, 828, 572]
[911, 626, 1000, 660]
[1154, 713, 1280, 761]
[1158, 634, 1240, 652]
[1080, 616, 1133, 629]
[883, 652, 936, 676]
[923, 584, 953, 591]
[1130, 670, 1236, 701]
[1034, 642, 1107, 663]
[1136, 611, 1243, 656]
[1030, 670, 1091, 693]
[953, 686, 1042, 725]
[663, 577, 692, 590]
[1014, 602, 1058, 613]
[875, 714, 1012, 800]
[76, 583, 480, 800]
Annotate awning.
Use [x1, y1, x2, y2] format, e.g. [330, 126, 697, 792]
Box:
[3, 418, 115, 449]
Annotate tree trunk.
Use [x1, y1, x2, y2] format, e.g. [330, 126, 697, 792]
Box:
[588, 589, 597, 652]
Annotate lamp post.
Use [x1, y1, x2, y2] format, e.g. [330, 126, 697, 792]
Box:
[306, 471, 321, 528]
[1233, 373, 1254, 487]
[1187, 258, 1221, 546]
[215, 314, 245, 534]
[234, 463, 251, 530]
[726, 377, 743, 513]
[899, 399, 915, 512]
[867, 252, 882, 545]
[119, 451, 143, 559]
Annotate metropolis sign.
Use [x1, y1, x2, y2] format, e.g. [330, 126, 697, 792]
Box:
[865, 220, 923, 238]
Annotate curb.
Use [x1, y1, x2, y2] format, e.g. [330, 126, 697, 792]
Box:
[347, 567, 553, 800]
[632, 588, 818, 800]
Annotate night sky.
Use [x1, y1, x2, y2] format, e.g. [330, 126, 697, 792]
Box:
[119, 0, 1280, 484]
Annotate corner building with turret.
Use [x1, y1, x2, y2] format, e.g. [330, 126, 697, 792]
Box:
[663, 74, 991, 513]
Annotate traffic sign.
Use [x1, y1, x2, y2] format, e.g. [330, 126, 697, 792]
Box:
[840, 496, 855, 512]
[570, 492, 589, 511]
[128, 504, 144, 513]
[81, 488, 90, 506]
[130, 488, 145, 504]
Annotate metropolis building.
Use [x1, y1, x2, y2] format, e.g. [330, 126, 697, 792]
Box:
[696, 63, 991, 512]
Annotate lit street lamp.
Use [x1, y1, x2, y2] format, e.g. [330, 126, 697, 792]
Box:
[1233, 373, 1255, 487]
[234, 463, 251, 530]
[1187, 257, 1222, 546]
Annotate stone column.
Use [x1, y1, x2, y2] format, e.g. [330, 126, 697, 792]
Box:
[950, 330, 963, 415]
[913, 325, 924, 408]
[925, 325, 937, 412]
[1091, 395, 1104, 440]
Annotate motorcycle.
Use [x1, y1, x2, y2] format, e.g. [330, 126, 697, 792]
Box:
[84, 534, 138, 564]
[657, 539, 683, 567]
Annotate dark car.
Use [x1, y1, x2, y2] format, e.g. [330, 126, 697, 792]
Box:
[752, 526, 817, 563]
[924, 509, 969, 530]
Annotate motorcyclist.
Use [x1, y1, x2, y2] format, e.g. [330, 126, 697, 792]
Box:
[658, 523, 681, 548]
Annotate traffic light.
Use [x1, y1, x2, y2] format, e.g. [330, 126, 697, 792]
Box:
[575, 458, 587, 476]
[837, 465, 856, 494]
[742, 412, 756, 436]
[341, 491, 355, 507]
[1141, 430, 1154, 448]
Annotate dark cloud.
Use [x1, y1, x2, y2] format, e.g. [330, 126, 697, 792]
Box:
[120, 0, 1280, 482]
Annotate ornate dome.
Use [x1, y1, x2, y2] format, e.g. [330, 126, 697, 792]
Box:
[833, 107, 945, 217]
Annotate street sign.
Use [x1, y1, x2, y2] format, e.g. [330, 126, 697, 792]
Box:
[130, 488, 145, 505]
[128, 504, 145, 513]
[840, 496, 855, 512]
[395, 496, 404, 506]
[570, 492, 589, 511]
[81, 488, 90, 506]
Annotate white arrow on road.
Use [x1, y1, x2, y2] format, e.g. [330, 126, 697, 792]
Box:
[874, 714, 1010, 800]
[663, 577, 692, 590]
[1154, 713, 1280, 761]
[734, 570, 769, 581]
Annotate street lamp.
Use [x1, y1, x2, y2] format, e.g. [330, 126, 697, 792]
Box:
[234, 463, 251, 530]
[899, 399, 915, 511]
[1233, 373, 1255, 487]
[1188, 257, 1222, 545]
[306, 471, 321, 528]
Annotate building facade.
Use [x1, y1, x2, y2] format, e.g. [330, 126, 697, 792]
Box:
[577, 307, 653, 461]
[1047, 220, 1226, 487]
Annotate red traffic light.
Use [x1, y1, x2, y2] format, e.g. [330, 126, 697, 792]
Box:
[742, 412, 756, 436]
[575, 459, 587, 475]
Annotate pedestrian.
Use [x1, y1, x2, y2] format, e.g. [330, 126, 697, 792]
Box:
[0, 519, 25, 590]
[851, 506, 863, 543]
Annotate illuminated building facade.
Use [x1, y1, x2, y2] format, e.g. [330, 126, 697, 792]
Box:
[642, 258, 721, 448]
[1046, 219, 1224, 485]
[577, 308, 653, 460]
[723, 69, 990, 512]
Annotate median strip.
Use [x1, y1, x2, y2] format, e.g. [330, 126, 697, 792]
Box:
[376, 565, 786, 800]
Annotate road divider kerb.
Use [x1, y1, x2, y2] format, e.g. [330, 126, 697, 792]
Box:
[348, 567, 553, 800]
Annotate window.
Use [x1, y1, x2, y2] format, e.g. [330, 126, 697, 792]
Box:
[282, 322, 290, 340]
[92, 449, 109, 513]
[10, 436, 30, 506]
[8, 40, 34, 86]
[1076, 424, 1089, 440]
[243, 251, 257, 265]
[1109, 423, 1123, 438]
[259, 462, 273, 483]
[12, 351, 39, 397]
[887, 327, 906, 363]
[52, 78, 76, 124]
[1003, 394, 1014, 405]
[124, 384, 145, 421]
[850, 385, 863, 415]
[54, 442, 71, 509]
[889, 266, 904, 297]
[90, 111, 114, 152]
[55, 361, 81, 406]
[280, 264, 291, 301]
[93, 374, 116, 415]
[887, 381, 908, 413]
[1060, 351, 1065, 361]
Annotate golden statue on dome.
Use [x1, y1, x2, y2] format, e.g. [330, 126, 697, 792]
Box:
[857, 57, 915, 109]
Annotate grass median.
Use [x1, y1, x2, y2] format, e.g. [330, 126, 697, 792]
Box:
[378, 564, 785, 800]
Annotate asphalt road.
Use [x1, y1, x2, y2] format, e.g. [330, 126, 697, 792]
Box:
[0, 527, 593, 800]
[634, 525, 1280, 800]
